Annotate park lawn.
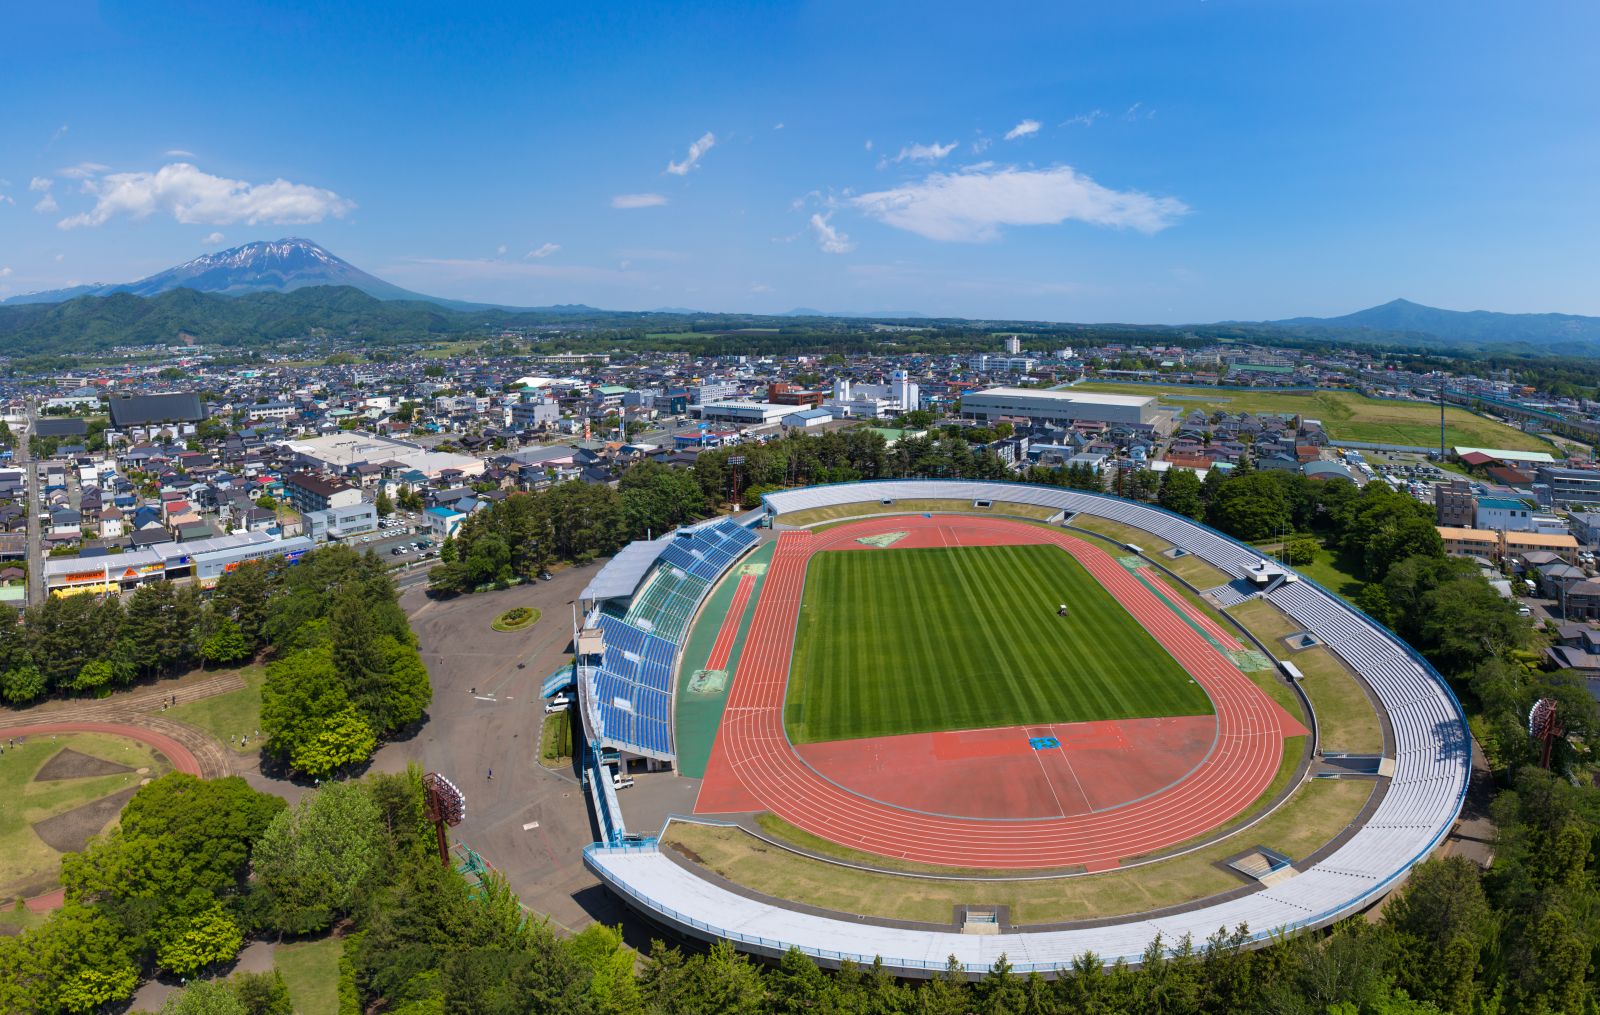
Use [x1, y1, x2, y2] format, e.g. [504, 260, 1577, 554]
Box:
[0, 733, 168, 895]
[778, 499, 1061, 528]
[275, 936, 343, 1015]
[665, 779, 1367, 926]
[785, 544, 1212, 745]
[1254, 535, 1367, 603]
[164, 665, 266, 754]
[1072, 383, 1552, 452]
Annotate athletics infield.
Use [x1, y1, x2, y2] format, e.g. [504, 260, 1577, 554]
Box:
[693, 514, 1307, 870]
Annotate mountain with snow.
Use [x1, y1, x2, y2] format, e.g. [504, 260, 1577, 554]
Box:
[3, 238, 437, 305]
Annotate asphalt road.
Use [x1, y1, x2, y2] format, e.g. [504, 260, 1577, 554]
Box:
[359, 565, 638, 935]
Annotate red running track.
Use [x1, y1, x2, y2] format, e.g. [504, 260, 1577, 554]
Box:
[1, 721, 202, 775]
[706, 574, 757, 672]
[696, 514, 1290, 870]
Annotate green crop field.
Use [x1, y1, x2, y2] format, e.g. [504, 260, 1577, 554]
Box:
[1072, 383, 1553, 452]
[784, 544, 1212, 744]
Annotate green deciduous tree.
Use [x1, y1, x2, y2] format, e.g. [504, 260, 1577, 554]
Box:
[253, 781, 386, 934]
[155, 898, 243, 977]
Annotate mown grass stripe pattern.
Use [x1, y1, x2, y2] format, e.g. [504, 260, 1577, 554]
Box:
[785, 544, 1212, 744]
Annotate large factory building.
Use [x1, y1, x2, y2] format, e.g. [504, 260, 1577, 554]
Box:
[960, 387, 1162, 428]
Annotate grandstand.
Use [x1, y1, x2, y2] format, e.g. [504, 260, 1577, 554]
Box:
[582, 480, 1471, 977]
[574, 516, 760, 831]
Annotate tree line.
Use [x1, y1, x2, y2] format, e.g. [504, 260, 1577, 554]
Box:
[0, 545, 431, 778]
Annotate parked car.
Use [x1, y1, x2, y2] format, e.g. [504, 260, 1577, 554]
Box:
[545, 694, 572, 714]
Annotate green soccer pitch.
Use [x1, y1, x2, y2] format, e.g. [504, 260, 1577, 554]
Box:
[784, 543, 1213, 745]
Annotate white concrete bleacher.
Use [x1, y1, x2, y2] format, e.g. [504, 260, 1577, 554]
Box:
[585, 481, 1470, 976]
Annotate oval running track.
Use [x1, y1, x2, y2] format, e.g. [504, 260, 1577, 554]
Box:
[3, 721, 203, 776]
[701, 514, 1288, 869]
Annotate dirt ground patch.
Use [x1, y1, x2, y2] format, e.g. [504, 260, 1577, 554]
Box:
[33, 747, 135, 782]
[31, 786, 138, 853]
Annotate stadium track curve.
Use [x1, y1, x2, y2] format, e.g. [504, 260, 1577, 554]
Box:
[586, 481, 1471, 976]
[703, 513, 1289, 869]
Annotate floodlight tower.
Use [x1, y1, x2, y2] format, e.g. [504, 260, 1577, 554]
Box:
[422, 772, 467, 867]
[1528, 698, 1562, 770]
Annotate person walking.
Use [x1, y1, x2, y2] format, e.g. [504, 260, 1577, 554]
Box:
[487, 768, 493, 780]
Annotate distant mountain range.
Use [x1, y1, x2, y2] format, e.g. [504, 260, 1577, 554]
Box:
[1247, 298, 1600, 355]
[3, 238, 450, 307]
[6, 238, 1600, 358]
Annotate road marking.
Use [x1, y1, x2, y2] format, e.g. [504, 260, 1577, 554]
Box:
[474, 695, 498, 702]
[522, 820, 541, 830]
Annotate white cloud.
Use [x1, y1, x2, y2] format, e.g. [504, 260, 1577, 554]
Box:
[51, 125, 68, 142]
[864, 140, 873, 151]
[1061, 109, 1105, 128]
[29, 177, 52, 192]
[203, 231, 225, 245]
[1123, 102, 1154, 121]
[58, 162, 110, 180]
[750, 281, 773, 293]
[165, 149, 195, 158]
[890, 141, 956, 164]
[34, 194, 59, 214]
[57, 162, 355, 229]
[850, 164, 1188, 243]
[54, 254, 64, 262]
[1004, 119, 1041, 141]
[524, 243, 561, 259]
[773, 123, 785, 131]
[0, 267, 11, 278]
[809, 212, 854, 254]
[971, 137, 992, 155]
[666, 131, 716, 175]
[496, 243, 508, 256]
[0, 196, 12, 206]
[612, 193, 667, 209]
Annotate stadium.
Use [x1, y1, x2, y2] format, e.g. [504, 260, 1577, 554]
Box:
[569, 480, 1470, 978]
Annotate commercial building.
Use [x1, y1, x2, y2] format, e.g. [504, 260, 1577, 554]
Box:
[967, 354, 1038, 374]
[281, 433, 484, 481]
[1535, 466, 1600, 508]
[303, 502, 379, 542]
[510, 397, 560, 429]
[43, 532, 313, 596]
[1475, 497, 1533, 531]
[284, 472, 364, 514]
[1434, 480, 1475, 527]
[960, 387, 1160, 428]
[825, 372, 920, 419]
[107, 391, 207, 428]
[781, 408, 833, 430]
[695, 400, 793, 425]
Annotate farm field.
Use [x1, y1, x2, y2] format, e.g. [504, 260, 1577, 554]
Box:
[1073, 382, 1552, 451]
[784, 543, 1212, 744]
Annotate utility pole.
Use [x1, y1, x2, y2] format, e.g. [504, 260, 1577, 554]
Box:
[1439, 377, 1447, 461]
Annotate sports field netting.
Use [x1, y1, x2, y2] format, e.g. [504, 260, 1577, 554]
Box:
[785, 544, 1214, 744]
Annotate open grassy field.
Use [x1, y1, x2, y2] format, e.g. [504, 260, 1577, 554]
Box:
[275, 936, 343, 1015]
[1073, 382, 1552, 451]
[785, 544, 1212, 744]
[778, 499, 1061, 528]
[0, 733, 169, 898]
[665, 778, 1368, 925]
[163, 665, 265, 754]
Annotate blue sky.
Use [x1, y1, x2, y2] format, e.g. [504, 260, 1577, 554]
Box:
[3, 0, 1598, 322]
